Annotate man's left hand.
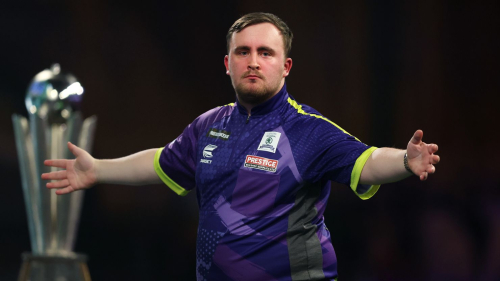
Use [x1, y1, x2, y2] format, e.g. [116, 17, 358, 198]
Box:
[407, 130, 440, 181]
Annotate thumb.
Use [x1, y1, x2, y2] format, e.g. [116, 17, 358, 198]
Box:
[67, 142, 82, 157]
[410, 130, 423, 145]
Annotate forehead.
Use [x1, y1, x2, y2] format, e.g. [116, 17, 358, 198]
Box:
[229, 23, 285, 52]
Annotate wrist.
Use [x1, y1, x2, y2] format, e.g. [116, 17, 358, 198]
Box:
[93, 159, 101, 184]
[403, 152, 413, 175]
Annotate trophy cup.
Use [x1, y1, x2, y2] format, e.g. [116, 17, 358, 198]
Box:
[12, 64, 96, 281]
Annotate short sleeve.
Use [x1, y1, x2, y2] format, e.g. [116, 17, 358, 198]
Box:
[153, 105, 235, 196]
[290, 116, 380, 200]
[154, 120, 200, 196]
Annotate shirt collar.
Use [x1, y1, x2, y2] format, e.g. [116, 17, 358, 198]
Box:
[235, 83, 289, 116]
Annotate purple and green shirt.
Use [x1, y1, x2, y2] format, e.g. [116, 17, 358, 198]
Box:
[154, 84, 380, 281]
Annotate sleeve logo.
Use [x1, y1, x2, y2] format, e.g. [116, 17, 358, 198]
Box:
[244, 155, 279, 172]
[257, 131, 281, 153]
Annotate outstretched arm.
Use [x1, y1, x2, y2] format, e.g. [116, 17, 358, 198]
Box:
[359, 130, 440, 185]
[42, 142, 161, 195]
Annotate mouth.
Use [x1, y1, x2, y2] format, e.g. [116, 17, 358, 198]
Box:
[244, 74, 262, 80]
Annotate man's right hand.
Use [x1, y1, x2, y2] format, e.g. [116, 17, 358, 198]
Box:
[42, 142, 97, 195]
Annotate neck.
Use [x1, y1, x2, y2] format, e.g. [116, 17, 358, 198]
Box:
[238, 101, 258, 115]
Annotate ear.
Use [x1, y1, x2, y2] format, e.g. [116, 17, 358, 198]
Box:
[224, 55, 230, 75]
[283, 57, 293, 77]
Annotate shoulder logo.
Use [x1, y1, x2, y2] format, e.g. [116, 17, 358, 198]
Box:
[201, 144, 217, 164]
[257, 132, 281, 153]
[207, 128, 231, 141]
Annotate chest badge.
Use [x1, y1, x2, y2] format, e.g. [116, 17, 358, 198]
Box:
[207, 128, 230, 141]
[201, 144, 217, 164]
[257, 131, 281, 153]
[244, 155, 279, 172]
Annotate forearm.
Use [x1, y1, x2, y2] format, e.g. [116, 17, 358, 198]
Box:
[359, 147, 412, 185]
[95, 148, 162, 186]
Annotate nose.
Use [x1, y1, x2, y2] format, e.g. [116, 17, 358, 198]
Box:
[247, 53, 260, 70]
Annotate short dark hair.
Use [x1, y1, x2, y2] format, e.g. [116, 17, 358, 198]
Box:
[226, 12, 293, 58]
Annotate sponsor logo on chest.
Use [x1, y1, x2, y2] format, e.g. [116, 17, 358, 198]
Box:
[207, 128, 230, 141]
[244, 155, 279, 173]
[201, 144, 217, 164]
[257, 131, 281, 153]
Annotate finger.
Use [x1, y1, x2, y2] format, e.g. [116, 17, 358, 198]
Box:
[55, 186, 76, 195]
[410, 130, 423, 145]
[46, 179, 70, 189]
[427, 165, 436, 174]
[41, 170, 67, 180]
[420, 172, 428, 181]
[68, 142, 82, 157]
[427, 143, 438, 154]
[432, 155, 440, 164]
[44, 159, 69, 169]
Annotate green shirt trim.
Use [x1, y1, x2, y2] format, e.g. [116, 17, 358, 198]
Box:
[154, 148, 190, 196]
[350, 147, 380, 200]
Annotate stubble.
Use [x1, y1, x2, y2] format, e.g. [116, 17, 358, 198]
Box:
[234, 72, 280, 106]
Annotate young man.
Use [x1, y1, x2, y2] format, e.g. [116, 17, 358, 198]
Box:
[43, 12, 439, 281]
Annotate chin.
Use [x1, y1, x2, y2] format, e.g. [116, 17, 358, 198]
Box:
[236, 86, 274, 105]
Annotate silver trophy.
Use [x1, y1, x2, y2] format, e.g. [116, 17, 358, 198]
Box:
[12, 64, 96, 281]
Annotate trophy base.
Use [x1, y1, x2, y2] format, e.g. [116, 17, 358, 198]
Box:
[18, 252, 91, 281]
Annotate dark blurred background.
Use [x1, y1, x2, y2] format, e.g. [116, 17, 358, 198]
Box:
[1, 1, 499, 280]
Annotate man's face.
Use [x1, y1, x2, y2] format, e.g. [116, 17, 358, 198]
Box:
[224, 23, 292, 108]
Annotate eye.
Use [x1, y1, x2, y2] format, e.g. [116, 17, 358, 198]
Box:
[238, 51, 249, 56]
[261, 52, 271, 57]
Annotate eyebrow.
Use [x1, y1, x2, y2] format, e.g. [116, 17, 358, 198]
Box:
[233, 46, 276, 53]
[257, 46, 275, 53]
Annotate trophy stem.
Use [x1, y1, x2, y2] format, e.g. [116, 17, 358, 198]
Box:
[50, 123, 66, 253]
[66, 115, 96, 251]
[30, 114, 51, 254]
[12, 115, 44, 254]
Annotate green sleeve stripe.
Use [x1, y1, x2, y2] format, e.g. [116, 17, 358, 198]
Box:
[287, 98, 361, 142]
[154, 148, 190, 196]
[350, 147, 380, 200]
